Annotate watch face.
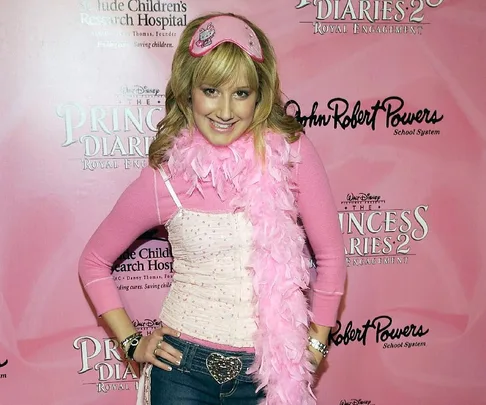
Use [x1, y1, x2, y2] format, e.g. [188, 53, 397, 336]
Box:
[131, 338, 140, 346]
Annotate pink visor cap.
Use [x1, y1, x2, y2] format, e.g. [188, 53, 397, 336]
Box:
[189, 16, 264, 62]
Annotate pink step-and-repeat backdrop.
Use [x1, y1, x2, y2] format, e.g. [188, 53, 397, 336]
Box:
[1, 1, 485, 404]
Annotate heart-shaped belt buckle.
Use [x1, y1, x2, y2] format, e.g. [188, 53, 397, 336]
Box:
[206, 353, 243, 384]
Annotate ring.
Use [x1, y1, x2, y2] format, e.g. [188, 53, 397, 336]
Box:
[153, 348, 159, 357]
[156, 339, 164, 349]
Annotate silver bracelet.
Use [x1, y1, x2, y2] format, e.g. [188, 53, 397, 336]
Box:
[308, 336, 329, 358]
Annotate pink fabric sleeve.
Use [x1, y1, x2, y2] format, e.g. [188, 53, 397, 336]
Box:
[78, 167, 165, 316]
[294, 135, 347, 326]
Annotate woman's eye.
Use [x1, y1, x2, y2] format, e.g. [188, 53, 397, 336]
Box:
[235, 90, 250, 99]
[202, 88, 217, 97]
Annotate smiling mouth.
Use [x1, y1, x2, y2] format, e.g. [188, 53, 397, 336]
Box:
[209, 119, 236, 131]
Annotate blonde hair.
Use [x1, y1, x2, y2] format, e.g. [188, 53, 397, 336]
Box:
[149, 12, 303, 167]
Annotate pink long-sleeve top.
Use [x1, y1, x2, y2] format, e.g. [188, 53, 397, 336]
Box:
[78, 134, 346, 328]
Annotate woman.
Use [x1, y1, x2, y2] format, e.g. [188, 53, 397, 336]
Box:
[79, 12, 346, 405]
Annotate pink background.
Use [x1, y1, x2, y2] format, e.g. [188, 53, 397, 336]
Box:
[1, 1, 485, 404]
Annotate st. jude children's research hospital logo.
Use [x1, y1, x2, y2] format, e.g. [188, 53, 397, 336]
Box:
[295, 0, 445, 35]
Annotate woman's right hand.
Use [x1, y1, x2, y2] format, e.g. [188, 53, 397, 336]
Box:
[132, 325, 183, 371]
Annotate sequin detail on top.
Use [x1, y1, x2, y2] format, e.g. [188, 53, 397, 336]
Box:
[159, 170, 256, 347]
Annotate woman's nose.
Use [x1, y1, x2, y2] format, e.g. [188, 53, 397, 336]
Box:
[216, 95, 233, 121]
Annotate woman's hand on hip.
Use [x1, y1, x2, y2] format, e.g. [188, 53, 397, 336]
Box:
[132, 325, 183, 371]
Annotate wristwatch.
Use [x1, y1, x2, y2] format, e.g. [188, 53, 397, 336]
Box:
[121, 332, 142, 360]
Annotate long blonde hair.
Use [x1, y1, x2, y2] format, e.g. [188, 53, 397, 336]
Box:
[149, 12, 303, 167]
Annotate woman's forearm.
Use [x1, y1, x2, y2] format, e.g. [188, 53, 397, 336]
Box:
[101, 308, 137, 343]
[309, 322, 331, 343]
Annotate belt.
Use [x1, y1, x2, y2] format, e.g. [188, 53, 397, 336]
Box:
[161, 335, 256, 384]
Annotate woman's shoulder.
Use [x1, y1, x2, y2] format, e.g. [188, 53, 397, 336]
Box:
[117, 165, 175, 214]
[272, 131, 313, 155]
[123, 165, 161, 194]
[264, 130, 318, 157]
[265, 130, 304, 146]
[138, 164, 159, 181]
[283, 132, 326, 173]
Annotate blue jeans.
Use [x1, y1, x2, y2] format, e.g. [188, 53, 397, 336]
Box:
[150, 335, 265, 405]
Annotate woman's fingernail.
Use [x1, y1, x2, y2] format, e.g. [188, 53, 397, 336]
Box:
[167, 366, 172, 371]
[177, 332, 181, 337]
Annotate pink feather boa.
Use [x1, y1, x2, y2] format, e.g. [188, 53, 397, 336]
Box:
[167, 129, 316, 405]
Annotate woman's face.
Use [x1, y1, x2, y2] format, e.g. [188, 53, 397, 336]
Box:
[190, 75, 258, 146]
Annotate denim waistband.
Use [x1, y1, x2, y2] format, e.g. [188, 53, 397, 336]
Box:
[162, 335, 256, 384]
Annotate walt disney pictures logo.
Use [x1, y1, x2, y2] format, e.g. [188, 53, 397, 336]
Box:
[295, 0, 445, 35]
[340, 400, 376, 405]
